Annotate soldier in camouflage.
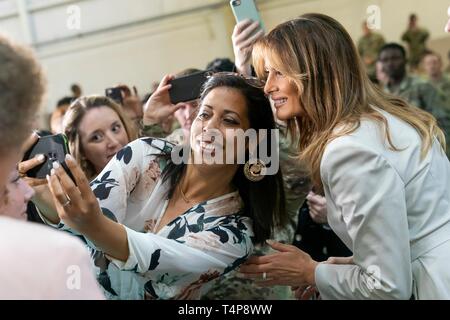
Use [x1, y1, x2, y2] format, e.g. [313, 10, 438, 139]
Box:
[379, 43, 450, 157]
[401, 14, 430, 71]
[423, 52, 450, 103]
[358, 21, 385, 82]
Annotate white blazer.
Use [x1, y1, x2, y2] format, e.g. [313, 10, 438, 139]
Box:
[315, 107, 450, 300]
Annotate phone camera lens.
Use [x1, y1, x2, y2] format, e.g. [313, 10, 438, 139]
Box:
[48, 152, 57, 161]
[231, 0, 241, 7]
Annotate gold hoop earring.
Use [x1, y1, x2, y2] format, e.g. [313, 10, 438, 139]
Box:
[244, 160, 266, 182]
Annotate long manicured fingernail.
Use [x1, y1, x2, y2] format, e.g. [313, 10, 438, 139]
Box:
[266, 239, 275, 245]
[37, 154, 45, 161]
[65, 154, 74, 162]
[46, 175, 50, 182]
[52, 162, 60, 169]
[50, 169, 56, 176]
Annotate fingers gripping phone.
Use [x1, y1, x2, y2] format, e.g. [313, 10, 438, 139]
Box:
[22, 134, 74, 181]
[169, 71, 209, 104]
[230, 0, 265, 31]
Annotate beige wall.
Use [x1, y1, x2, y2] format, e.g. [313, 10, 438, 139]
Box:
[1, 0, 448, 128]
[259, 0, 450, 61]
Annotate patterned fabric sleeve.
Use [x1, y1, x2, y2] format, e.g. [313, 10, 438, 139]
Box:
[89, 139, 147, 223]
[109, 214, 254, 299]
[52, 138, 168, 245]
[92, 137, 173, 221]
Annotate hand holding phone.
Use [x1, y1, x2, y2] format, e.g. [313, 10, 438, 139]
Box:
[22, 134, 74, 181]
[17, 133, 47, 187]
[230, 1, 265, 76]
[143, 74, 181, 126]
[232, 19, 265, 76]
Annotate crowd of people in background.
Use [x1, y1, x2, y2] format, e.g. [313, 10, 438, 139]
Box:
[1, 8, 450, 300]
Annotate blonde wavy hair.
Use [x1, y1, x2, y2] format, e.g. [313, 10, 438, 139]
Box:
[63, 95, 138, 180]
[252, 13, 445, 190]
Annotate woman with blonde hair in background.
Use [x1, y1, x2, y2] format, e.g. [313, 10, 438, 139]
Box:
[63, 96, 138, 180]
[239, 13, 450, 300]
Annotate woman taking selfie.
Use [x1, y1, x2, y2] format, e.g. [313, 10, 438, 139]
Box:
[25, 96, 138, 224]
[239, 13, 450, 299]
[37, 72, 287, 300]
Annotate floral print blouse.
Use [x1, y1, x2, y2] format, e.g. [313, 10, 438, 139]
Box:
[53, 138, 254, 300]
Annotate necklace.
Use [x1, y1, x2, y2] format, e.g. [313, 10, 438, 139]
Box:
[178, 183, 191, 203]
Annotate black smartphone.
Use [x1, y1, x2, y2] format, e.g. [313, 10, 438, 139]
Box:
[169, 71, 208, 104]
[105, 87, 124, 105]
[22, 134, 74, 181]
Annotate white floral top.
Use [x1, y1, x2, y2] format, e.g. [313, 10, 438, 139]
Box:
[54, 138, 254, 300]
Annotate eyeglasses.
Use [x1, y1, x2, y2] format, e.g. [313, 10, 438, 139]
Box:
[207, 71, 266, 89]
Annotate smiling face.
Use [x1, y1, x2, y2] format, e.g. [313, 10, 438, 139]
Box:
[263, 63, 302, 121]
[0, 169, 34, 221]
[190, 87, 250, 165]
[78, 106, 129, 174]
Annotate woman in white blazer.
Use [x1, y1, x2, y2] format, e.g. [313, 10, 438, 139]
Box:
[239, 13, 450, 299]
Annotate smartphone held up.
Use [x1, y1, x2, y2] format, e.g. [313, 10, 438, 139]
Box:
[22, 133, 74, 181]
[168, 71, 209, 104]
[230, 0, 265, 32]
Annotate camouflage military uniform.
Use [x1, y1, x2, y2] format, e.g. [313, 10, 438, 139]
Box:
[401, 28, 430, 69]
[201, 128, 311, 300]
[384, 75, 450, 156]
[429, 76, 450, 155]
[429, 75, 450, 104]
[358, 32, 385, 79]
[139, 120, 181, 141]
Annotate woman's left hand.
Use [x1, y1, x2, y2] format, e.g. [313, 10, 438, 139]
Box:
[47, 154, 103, 233]
[238, 240, 319, 288]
